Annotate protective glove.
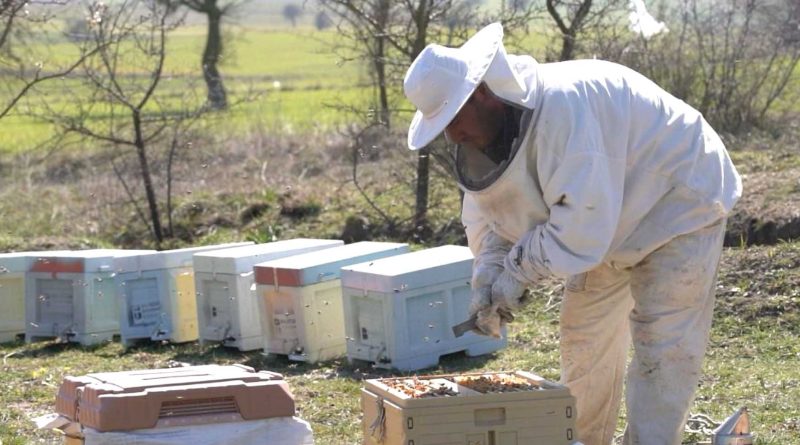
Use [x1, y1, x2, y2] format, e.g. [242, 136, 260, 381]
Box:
[467, 232, 513, 338]
[472, 270, 530, 338]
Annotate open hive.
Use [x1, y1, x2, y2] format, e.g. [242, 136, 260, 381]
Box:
[362, 371, 576, 445]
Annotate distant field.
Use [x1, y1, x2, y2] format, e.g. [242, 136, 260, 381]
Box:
[0, 25, 378, 153]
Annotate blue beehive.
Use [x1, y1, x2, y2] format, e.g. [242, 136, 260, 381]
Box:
[341, 245, 507, 371]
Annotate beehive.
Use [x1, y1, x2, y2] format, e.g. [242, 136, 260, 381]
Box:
[361, 371, 577, 445]
[55, 364, 294, 432]
[254, 241, 409, 363]
[25, 249, 155, 346]
[0, 251, 67, 343]
[193, 239, 343, 351]
[114, 243, 253, 347]
[341, 245, 506, 371]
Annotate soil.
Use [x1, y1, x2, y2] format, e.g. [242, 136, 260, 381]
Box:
[724, 168, 800, 246]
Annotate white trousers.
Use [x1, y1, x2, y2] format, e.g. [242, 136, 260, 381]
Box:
[560, 221, 725, 445]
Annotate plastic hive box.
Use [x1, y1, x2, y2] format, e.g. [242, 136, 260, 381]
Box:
[341, 245, 506, 371]
[113, 242, 253, 347]
[254, 241, 409, 363]
[24, 249, 156, 346]
[193, 239, 343, 351]
[361, 371, 577, 445]
[55, 364, 295, 432]
[0, 251, 67, 343]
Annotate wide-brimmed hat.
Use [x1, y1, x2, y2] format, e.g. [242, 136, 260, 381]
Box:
[403, 23, 504, 151]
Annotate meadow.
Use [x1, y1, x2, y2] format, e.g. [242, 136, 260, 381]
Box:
[1, 16, 799, 445]
[0, 25, 377, 153]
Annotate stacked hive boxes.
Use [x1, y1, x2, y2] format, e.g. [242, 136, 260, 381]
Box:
[25, 249, 155, 345]
[341, 245, 506, 371]
[254, 241, 409, 363]
[193, 239, 343, 351]
[361, 371, 577, 445]
[55, 364, 313, 444]
[113, 242, 253, 347]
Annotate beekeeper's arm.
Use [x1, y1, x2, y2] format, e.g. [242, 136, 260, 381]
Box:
[462, 195, 524, 337]
[504, 95, 627, 286]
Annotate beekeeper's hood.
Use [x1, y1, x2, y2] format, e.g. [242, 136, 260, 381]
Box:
[403, 22, 536, 150]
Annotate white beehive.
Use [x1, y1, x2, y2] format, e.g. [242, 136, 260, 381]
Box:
[114, 242, 253, 347]
[193, 239, 343, 351]
[253, 241, 409, 363]
[25, 249, 156, 346]
[0, 251, 68, 343]
[341, 245, 506, 371]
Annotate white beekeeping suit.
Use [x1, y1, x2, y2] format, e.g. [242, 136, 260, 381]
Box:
[403, 23, 742, 445]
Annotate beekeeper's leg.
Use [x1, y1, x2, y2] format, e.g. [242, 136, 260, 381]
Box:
[623, 221, 725, 445]
[561, 264, 633, 445]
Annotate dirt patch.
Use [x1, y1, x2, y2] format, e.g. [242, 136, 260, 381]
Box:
[724, 167, 800, 246]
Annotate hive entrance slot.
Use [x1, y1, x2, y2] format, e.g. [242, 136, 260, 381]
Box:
[159, 396, 238, 418]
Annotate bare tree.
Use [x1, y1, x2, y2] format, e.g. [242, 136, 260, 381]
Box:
[319, 0, 540, 237]
[159, 0, 247, 110]
[30, 0, 210, 247]
[589, 0, 800, 132]
[314, 10, 333, 30]
[544, 0, 627, 61]
[283, 3, 303, 27]
[1, 0, 104, 120]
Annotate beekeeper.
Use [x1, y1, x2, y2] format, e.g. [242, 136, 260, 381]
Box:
[403, 23, 742, 445]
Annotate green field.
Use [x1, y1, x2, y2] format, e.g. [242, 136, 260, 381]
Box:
[0, 25, 379, 153]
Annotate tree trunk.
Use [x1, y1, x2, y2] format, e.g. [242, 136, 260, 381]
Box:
[411, 0, 431, 234]
[133, 110, 164, 246]
[203, 2, 227, 110]
[414, 147, 430, 232]
[374, 0, 390, 128]
[560, 33, 576, 61]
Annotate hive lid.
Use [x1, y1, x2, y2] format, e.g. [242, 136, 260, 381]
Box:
[30, 249, 156, 275]
[341, 245, 473, 293]
[56, 364, 294, 432]
[113, 242, 254, 273]
[0, 251, 69, 273]
[253, 241, 409, 286]
[192, 239, 344, 275]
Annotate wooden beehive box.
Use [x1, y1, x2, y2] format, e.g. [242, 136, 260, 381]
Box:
[362, 371, 577, 445]
[193, 239, 343, 351]
[25, 249, 156, 346]
[55, 364, 294, 432]
[341, 245, 506, 371]
[254, 241, 409, 363]
[113, 243, 253, 347]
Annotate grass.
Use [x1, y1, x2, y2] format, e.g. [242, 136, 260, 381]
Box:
[0, 26, 369, 153]
[1, 244, 798, 444]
